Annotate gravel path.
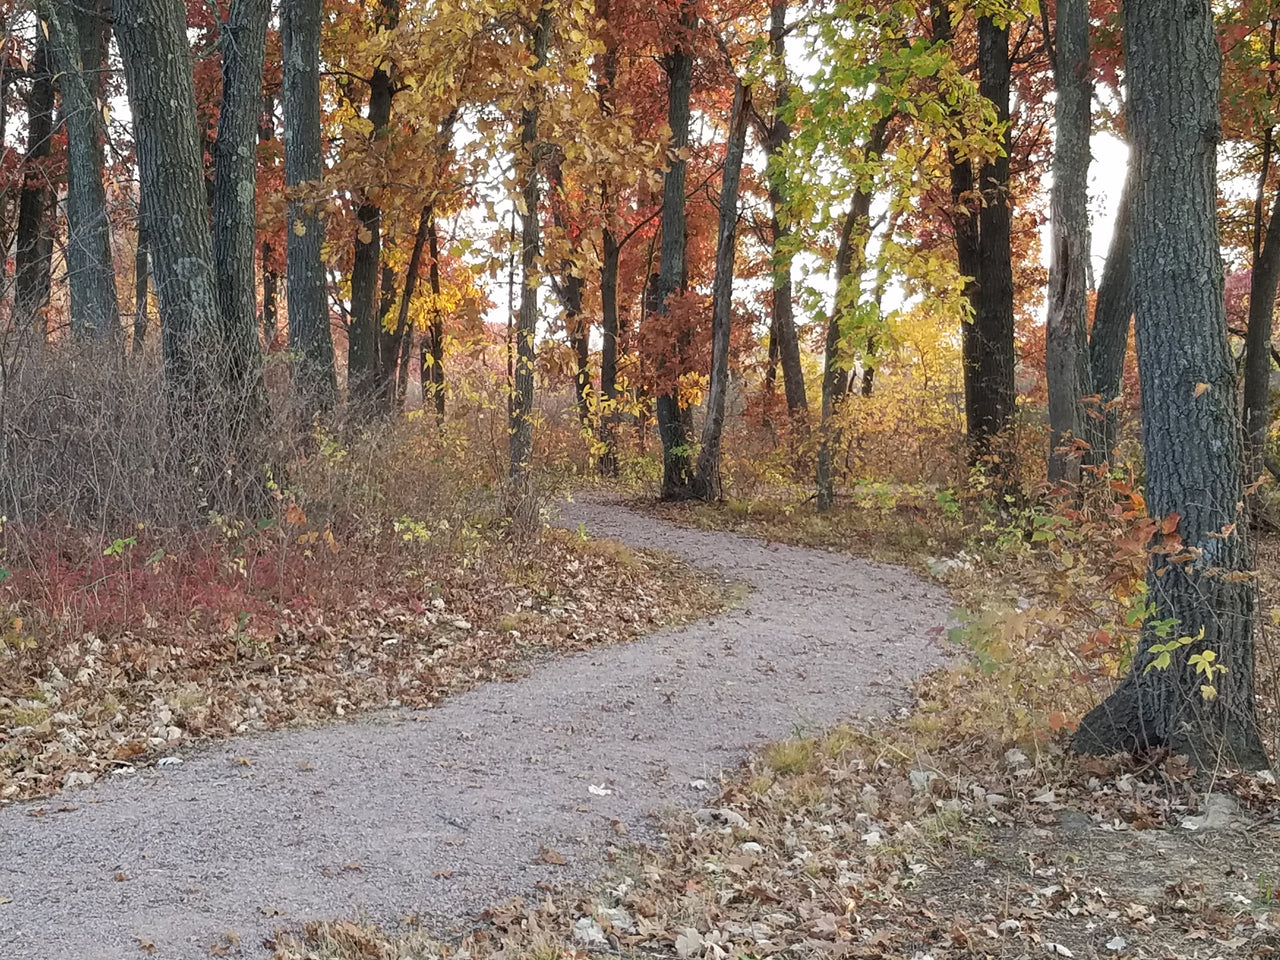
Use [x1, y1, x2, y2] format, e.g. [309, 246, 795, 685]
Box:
[0, 495, 948, 959]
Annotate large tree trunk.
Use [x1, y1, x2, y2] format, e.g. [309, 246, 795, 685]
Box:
[260, 93, 280, 346]
[509, 4, 552, 507]
[965, 15, 1017, 461]
[1045, 0, 1095, 485]
[116, 0, 222, 407]
[1088, 157, 1134, 466]
[652, 1, 698, 502]
[764, 0, 807, 420]
[348, 35, 396, 414]
[1074, 0, 1269, 770]
[281, 0, 336, 420]
[15, 37, 54, 331]
[815, 118, 889, 511]
[45, 0, 120, 344]
[692, 82, 749, 502]
[211, 0, 271, 449]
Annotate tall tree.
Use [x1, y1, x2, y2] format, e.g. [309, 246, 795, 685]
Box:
[1088, 157, 1134, 465]
[693, 81, 750, 501]
[282, 0, 336, 419]
[1045, 0, 1095, 484]
[116, 0, 221, 401]
[15, 37, 54, 330]
[964, 14, 1016, 462]
[1243, 16, 1280, 479]
[44, 0, 120, 343]
[596, 0, 622, 474]
[211, 0, 271, 442]
[651, 1, 698, 501]
[509, 3, 552, 506]
[1074, 0, 1269, 769]
[763, 0, 808, 420]
[347, 0, 399, 413]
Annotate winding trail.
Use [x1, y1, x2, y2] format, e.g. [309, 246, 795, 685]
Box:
[0, 496, 948, 959]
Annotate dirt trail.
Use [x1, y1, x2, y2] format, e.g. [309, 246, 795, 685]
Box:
[0, 495, 948, 959]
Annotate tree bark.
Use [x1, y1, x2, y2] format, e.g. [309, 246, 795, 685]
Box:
[1088, 157, 1134, 465]
[509, 3, 553, 506]
[693, 82, 749, 502]
[116, 0, 222, 407]
[15, 37, 54, 331]
[348, 13, 397, 414]
[281, 0, 336, 421]
[1045, 0, 1095, 485]
[764, 0, 808, 420]
[1074, 0, 1269, 770]
[260, 92, 280, 346]
[44, 0, 120, 344]
[423, 213, 446, 420]
[652, 1, 698, 501]
[596, 0, 621, 474]
[966, 15, 1017, 462]
[211, 0, 271, 446]
[132, 192, 149, 352]
[548, 159, 589, 424]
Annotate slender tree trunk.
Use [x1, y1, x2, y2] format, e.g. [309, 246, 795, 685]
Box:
[693, 82, 749, 502]
[281, 0, 336, 419]
[966, 15, 1017, 462]
[1088, 157, 1134, 465]
[547, 158, 589, 423]
[1045, 0, 1095, 485]
[262, 242, 278, 344]
[395, 204, 432, 405]
[599, 224, 621, 474]
[211, 0, 271, 451]
[652, 1, 698, 501]
[424, 214, 446, 420]
[1074, 0, 1268, 770]
[132, 192, 149, 352]
[376, 261, 401, 408]
[765, 0, 807, 420]
[1245, 22, 1280, 480]
[596, 0, 621, 474]
[44, 0, 120, 343]
[509, 4, 553, 506]
[816, 119, 889, 511]
[116, 0, 222, 406]
[15, 37, 54, 331]
[348, 31, 396, 414]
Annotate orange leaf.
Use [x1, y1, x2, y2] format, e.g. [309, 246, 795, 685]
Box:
[1193, 382, 1209, 398]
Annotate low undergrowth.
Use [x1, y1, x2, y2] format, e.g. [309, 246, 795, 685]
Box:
[0, 420, 723, 803]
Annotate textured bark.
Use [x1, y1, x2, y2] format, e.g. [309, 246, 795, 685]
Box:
[132, 192, 149, 352]
[260, 94, 280, 346]
[597, 0, 621, 475]
[1045, 0, 1095, 485]
[652, 2, 698, 502]
[815, 119, 889, 512]
[422, 214, 446, 420]
[1245, 72, 1280, 480]
[966, 15, 1017, 460]
[1088, 158, 1134, 465]
[376, 261, 403, 408]
[1074, 0, 1269, 770]
[116, 0, 222, 403]
[509, 4, 553, 502]
[548, 159, 589, 423]
[211, 0, 271, 442]
[281, 0, 336, 418]
[45, 0, 120, 343]
[764, 0, 807, 419]
[693, 82, 749, 502]
[348, 14, 396, 413]
[599, 225, 621, 475]
[15, 38, 54, 329]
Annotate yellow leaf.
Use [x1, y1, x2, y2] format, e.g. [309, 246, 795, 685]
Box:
[292, 220, 307, 237]
[1193, 382, 1209, 398]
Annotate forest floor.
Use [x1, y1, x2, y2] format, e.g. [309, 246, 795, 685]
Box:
[0, 494, 946, 959]
[267, 491, 1280, 960]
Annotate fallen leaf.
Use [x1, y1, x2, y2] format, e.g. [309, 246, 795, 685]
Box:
[539, 845, 567, 866]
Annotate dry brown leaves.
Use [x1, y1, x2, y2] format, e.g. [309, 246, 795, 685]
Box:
[0, 528, 720, 803]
